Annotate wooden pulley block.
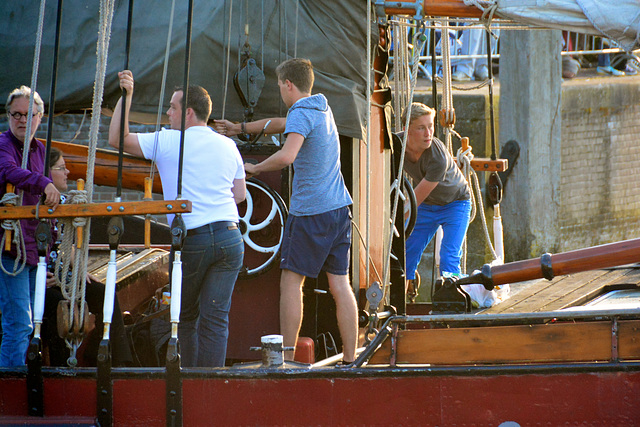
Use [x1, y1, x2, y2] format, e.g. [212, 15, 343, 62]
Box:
[439, 108, 456, 127]
[57, 299, 72, 339]
[72, 301, 91, 337]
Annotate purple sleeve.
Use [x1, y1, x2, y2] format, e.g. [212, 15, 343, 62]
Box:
[0, 140, 52, 195]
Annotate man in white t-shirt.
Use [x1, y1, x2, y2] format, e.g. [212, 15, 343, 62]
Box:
[108, 70, 246, 367]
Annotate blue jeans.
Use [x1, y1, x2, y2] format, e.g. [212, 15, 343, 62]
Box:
[0, 255, 37, 367]
[174, 223, 243, 367]
[598, 53, 611, 67]
[405, 199, 471, 279]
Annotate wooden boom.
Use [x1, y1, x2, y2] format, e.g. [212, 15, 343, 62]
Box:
[458, 238, 640, 289]
[50, 140, 162, 193]
[381, 0, 483, 18]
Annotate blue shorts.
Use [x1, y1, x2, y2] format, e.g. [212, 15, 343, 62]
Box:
[280, 206, 352, 278]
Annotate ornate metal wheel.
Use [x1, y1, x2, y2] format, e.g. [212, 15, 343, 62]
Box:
[237, 178, 288, 278]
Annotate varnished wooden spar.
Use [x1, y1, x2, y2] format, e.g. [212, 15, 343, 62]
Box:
[382, 0, 483, 18]
[49, 140, 162, 193]
[459, 238, 640, 289]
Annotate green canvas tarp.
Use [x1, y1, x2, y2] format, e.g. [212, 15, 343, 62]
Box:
[0, 1, 370, 139]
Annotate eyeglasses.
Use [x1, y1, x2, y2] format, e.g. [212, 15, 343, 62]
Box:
[50, 165, 68, 171]
[8, 111, 40, 121]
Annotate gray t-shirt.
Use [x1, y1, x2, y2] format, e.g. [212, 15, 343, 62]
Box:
[402, 135, 470, 206]
[285, 94, 352, 216]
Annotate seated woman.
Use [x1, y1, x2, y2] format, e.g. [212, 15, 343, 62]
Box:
[42, 147, 133, 366]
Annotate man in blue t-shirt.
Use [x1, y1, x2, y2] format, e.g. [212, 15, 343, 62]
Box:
[214, 58, 357, 363]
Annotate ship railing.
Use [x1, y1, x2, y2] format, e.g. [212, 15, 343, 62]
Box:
[354, 307, 640, 368]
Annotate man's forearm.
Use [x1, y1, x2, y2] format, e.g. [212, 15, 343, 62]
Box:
[243, 118, 286, 136]
[108, 96, 131, 149]
[254, 150, 293, 174]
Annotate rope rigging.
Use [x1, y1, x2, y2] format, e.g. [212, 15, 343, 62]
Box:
[380, 20, 428, 307]
[149, 0, 177, 187]
[50, 0, 117, 363]
[378, 16, 507, 317]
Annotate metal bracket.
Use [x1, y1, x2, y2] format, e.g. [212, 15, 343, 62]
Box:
[456, 263, 495, 291]
[35, 220, 52, 257]
[166, 337, 183, 427]
[486, 171, 503, 206]
[540, 253, 554, 281]
[374, 1, 424, 21]
[389, 323, 399, 367]
[611, 318, 619, 362]
[431, 277, 472, 314]
[26, 337, 43, 416]
[366, 281, 384, 311]
[107, 216, 125, 251]
[170, 215, 187, 252]
[374, 0, 388, 24]
[96, 339, 112, 427]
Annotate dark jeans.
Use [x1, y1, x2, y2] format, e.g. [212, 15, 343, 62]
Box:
[173, 222, 243, 367]
[42, 279, 133, 366]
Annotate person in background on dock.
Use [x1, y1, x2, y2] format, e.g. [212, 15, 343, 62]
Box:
[401, 102, 471, 287]
[0, 85, 61, 367]
[108, 71, 246, 367]
[213, 58, 358, 364]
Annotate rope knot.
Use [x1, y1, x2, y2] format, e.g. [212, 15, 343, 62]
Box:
[0, 192, 19, 207]
[72, 217, 88, 228]
[1, 219, 18, 232]
[67, 189, 88, 204]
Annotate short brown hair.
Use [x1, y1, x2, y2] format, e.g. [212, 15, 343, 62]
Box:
[402, 102, 435, 126]
[275, 58, 314, 93]
[174, 85, 212, 122]
[49, 146, 63, 166]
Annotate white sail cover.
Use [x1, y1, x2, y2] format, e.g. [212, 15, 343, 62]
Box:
[470, 0, 640, 51]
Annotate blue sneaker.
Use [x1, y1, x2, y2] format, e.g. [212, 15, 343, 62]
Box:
[597, 65, 625, 76]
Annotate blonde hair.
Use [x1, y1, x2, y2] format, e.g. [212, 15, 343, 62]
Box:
[401, 102, 435, 126]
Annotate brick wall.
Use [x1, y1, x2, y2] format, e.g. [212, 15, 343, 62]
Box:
[559, 81, 640, 250]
